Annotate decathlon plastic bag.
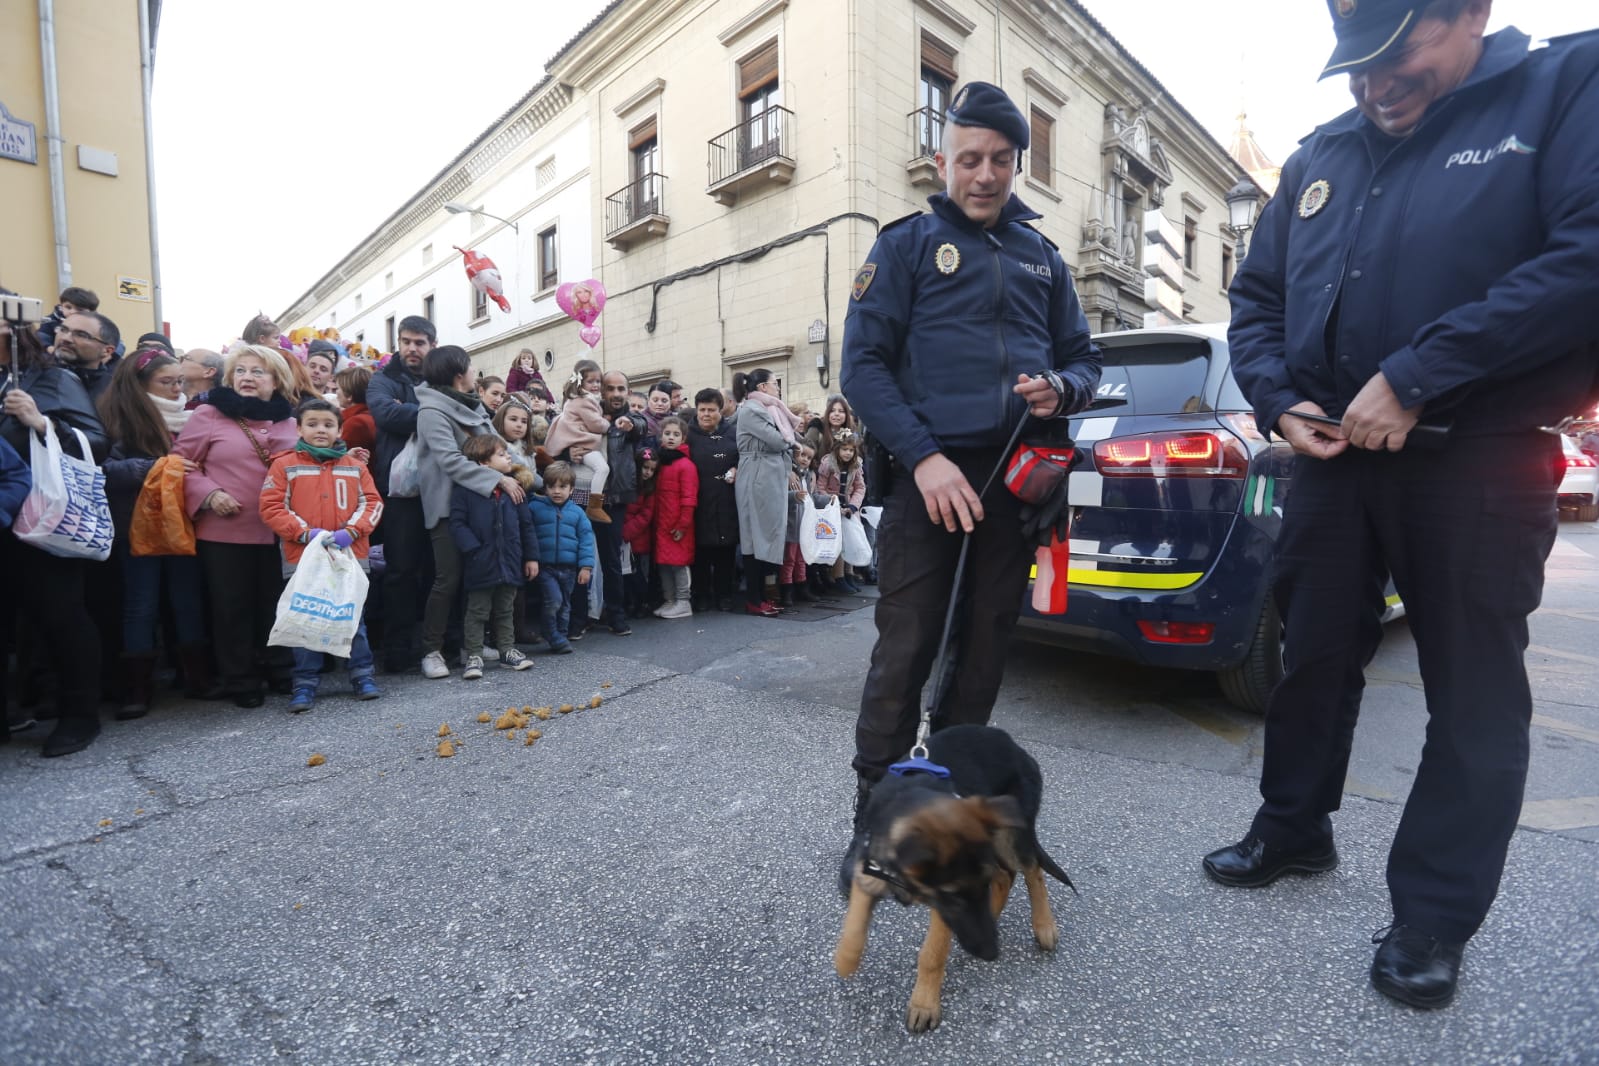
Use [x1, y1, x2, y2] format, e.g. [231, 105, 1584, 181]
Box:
[841, 512, 873, 567]
[268, 532, 369, 656]
[801, 494, 841, 566]
[14, 419, 114, 561]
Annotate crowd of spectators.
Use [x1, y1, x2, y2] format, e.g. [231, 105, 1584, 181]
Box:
[0, 291, 873, 757]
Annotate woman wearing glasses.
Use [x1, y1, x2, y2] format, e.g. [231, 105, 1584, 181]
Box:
[174, 345, 298, 707]
[98, 350, 218, 718]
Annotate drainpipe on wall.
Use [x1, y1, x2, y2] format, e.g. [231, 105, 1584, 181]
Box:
[38, 0, 71, 294]
[138, 0, 162, 328]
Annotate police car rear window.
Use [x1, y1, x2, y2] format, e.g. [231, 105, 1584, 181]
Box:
[1090, 340, 1223, 416]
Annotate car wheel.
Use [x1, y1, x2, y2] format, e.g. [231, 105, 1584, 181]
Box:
[1577, 497, 1599, 523]
[1217, 598, 1283, 715]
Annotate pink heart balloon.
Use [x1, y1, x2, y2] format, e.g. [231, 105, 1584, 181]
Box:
[555, 279, 606, 326]
[579, 325, 602, 348]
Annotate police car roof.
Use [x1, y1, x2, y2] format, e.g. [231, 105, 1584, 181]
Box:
[1092, 321, 1228, 347]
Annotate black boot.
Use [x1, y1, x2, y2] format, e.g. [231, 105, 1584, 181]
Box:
[177, 643, 224, 700]
[779, 584, 795, 607]
[116, 654, 156, 721]
[852, 776, 875, 832]
[41, 713, 101, 758]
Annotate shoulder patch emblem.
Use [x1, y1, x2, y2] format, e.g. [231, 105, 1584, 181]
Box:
[934, 243, 961, 275]
[1297, 179, 1332, 219]
[852, 263, 878, 301]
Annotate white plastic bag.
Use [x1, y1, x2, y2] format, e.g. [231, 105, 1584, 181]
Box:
[268, 533, 370, 657]
[860, 505, 883, 530]
[14, 419, 114, 561]
[841, 512, 873, 567]
[800, 495, 842, 566]
[386, 434, 421, 497]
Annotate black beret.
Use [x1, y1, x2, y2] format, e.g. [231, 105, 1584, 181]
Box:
[1319, 0, 1421, 80]
[945, 81, 1029, 150]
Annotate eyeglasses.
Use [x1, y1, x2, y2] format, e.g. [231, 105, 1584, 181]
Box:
[150, 376, 184, 389]
[62, 327, 102, 343]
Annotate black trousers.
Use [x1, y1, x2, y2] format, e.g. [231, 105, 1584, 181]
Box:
[1, 534, 101, 729]
[853, 448, 1030, 780]
[379, 496, 432, 663]
[1250, 432, 1559, 943]
[693, 543, 737, 604]
[594, 504, 625, 624]
[198, 541, 286, 695]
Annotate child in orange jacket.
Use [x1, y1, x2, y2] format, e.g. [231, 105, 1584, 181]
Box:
[259, 400, 384, 712]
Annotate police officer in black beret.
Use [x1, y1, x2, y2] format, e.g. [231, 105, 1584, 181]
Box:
[840, 81, 1101, 828]
[1207, 0, 1599, 1009]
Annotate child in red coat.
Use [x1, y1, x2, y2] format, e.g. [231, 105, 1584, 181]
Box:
[621, 448, 659, 618]
[651, 418, 698, 619]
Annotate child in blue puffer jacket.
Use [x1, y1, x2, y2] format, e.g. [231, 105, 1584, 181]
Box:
[525, 461, 595, 654]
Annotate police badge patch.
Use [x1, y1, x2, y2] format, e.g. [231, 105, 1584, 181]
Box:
[1298, 179, 1332, 219]
[852, 263, 877, 300]
[1335, 0, 1357, 17]
[934, 243, 961, 275]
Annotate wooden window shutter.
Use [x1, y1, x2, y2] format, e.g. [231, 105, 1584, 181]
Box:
[1030, 108, 1053, 184]
[738, 40, 779, 98]
[920, 34, 957, 83]
[628, 117, 658, 150]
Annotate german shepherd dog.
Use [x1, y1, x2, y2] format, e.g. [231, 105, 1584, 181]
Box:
[834, 725, 1074, 1031]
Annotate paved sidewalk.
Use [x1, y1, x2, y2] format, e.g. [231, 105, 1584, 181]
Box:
[2, 654, 1595, 1064]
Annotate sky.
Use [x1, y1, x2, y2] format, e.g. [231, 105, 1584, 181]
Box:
[151, 0, 1594, 350]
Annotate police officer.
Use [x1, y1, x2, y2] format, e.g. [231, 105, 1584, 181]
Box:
[1207, 0, 1599, 1010]
[840, 81, 1101, 827]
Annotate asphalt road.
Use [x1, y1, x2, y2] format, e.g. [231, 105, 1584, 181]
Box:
[2, 521, 1596, 1064]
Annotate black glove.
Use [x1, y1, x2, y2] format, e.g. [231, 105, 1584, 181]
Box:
[1009, 443, 1080, 546]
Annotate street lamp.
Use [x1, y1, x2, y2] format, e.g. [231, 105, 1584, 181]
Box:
[443, 201, 518, 234]
[1225, 178, 1260, 260]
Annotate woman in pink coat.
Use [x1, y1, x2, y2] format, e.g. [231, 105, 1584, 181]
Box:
[174, 344, 299, 707]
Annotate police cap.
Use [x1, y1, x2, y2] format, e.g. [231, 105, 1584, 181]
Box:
[945, 81, 1029, 151]
[1319, 0, 1424, 80]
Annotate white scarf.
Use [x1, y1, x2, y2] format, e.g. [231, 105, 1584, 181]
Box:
[151, 391, 191, 434]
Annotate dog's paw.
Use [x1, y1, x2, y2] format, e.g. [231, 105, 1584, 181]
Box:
[1033, 917, 1058, 952]
[833, 944, 863, 979]
[905, 998, 942, 1033]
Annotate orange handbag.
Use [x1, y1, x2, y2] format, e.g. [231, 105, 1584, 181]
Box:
[129, 454, 197, 556]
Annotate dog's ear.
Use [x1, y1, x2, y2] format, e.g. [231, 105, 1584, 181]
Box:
[974, 795, 1025, 831]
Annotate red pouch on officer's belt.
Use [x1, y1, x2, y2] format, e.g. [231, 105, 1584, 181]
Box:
[1004, 444, 1076, 504]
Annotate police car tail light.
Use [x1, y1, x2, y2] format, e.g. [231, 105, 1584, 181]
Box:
[1094, 432, 1248, 478]
[1136, 620, 1215, 644]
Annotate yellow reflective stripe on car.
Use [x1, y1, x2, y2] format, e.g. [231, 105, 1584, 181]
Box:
[1385, 593, 1402, 607]
[1030, 565, 1204, 590]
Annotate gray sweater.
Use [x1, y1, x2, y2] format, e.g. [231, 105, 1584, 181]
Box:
[415, 384, 502, 529]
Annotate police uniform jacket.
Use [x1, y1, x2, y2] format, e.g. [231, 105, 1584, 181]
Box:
[840, 192, 1101, 469]
[1229, 28, 1599, 437]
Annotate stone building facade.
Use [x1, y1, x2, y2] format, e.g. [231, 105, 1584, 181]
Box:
[282, 0, 1258, 407]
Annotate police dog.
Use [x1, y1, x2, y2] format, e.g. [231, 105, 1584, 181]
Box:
[834, 725, 1074, 1032]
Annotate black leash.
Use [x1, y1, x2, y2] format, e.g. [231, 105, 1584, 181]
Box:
[908, 411, 1032, 760]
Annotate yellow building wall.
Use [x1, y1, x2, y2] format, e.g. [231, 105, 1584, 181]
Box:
[0, 0, 156, 335]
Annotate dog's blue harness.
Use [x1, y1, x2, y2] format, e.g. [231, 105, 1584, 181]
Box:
[888, 755, 951, 779]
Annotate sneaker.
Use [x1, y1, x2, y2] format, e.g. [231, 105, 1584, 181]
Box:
[288, 687, 316, 713]
[606, 618, 632, 636]
[481, 646, 501, 662]
[548, 641, 574, 655]
[462, 655, 484, 680]
[420, 652, 449, 680]
[352, 677, 382, 701]
[652, 603, 672, 618]
[502, 648, 533, 671]
[660, 600, 693, 619]
[568, 622, 589, 641]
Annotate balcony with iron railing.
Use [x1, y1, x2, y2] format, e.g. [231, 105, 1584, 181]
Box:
[906, 106, 944, 188]
[706, 106, 795, 205]
[604, 172, 669, 250]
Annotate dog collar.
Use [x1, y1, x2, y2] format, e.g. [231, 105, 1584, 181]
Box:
[887, 756, 951, 779]
[861, 856, 915, 895]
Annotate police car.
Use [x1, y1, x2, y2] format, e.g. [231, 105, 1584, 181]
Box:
[1557, 435, 1599, 522]
[1015, 323, 1400, 712]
